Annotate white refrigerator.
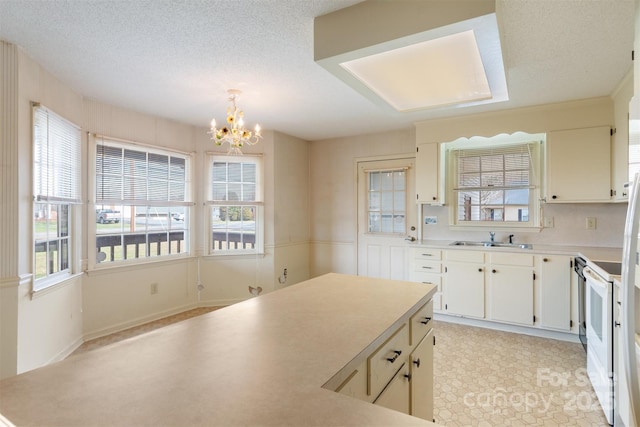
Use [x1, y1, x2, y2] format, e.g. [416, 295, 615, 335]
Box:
[619, 170, 640, 426]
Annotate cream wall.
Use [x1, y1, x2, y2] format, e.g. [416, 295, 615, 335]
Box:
[308, 129, 416, 277]
[0, 41, 310, 377]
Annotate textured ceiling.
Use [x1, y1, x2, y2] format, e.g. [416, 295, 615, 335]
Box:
[0, 0, 635, 141]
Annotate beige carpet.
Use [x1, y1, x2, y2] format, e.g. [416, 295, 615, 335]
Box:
[70, 309, 608, 426]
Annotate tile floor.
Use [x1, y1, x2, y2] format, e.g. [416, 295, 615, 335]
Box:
[71, 309, 609, 426]
[434, 320, 609, 426]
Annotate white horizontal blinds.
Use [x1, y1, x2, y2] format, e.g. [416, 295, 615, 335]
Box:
[96, 138, 189, 205]
[452, 143, 534, 223]
[453, 144, 532, 191]
[33, 104, 81, 203]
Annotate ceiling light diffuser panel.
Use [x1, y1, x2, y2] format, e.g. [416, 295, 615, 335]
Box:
[340, 30, 492, 112]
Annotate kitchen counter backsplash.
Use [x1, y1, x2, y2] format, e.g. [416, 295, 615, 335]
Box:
[421, 203, 627, 248]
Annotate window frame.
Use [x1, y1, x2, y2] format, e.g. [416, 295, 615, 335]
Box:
[364, 167, 408, 235]
[89, 135, 193, 269]
[445, 133, 544, 230]
[32, 103, 82, 291]
[206, 153, 264, 256]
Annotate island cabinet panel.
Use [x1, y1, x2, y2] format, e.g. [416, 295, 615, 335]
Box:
[368, 324, 410, 399]
[410, 299, 433, 345]
[334, 296, 435, 422]
[373, 363, 411, 414]
[410, 329, 434, 420]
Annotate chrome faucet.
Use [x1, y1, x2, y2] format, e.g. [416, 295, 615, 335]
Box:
[489, 231, 495, 243]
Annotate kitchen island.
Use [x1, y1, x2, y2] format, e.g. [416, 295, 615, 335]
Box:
[0, 273, 437, 426]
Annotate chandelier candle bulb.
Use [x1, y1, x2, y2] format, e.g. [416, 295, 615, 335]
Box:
[209, 89, 262, 155]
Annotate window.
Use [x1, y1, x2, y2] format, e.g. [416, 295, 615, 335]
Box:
[367, 169, 406, 234]
[93, 137, 191, 264]
[447, 134, 542, 228]
[33, 104, 81, 289]
[207, 154, 263, 254]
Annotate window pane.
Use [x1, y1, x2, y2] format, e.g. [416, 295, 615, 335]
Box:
[380, 172, 393, 191]
[381, 191, 393, 211]
[369, 172, 380, 191]
[481, 172, 503, 187]
[393, 214, 406, 233]
[394, 171, 405, 190]
[481, 155, 503, 171]
[366, 168, 406, 235]
[211, 205, 256, 251]
[380, 213, 393, 232]
[369, 191, 380, 211]
[368, 212, 380, 233]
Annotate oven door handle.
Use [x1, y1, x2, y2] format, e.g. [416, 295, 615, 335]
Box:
[584, 267, 609, 289]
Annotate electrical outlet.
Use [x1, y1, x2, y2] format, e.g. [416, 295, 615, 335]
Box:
[586, 217, 597, 230]
[150, 283, 158, 294]
[543, 217, 554, 228]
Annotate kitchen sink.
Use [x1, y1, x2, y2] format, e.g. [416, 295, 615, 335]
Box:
[450, 241, 533, 249]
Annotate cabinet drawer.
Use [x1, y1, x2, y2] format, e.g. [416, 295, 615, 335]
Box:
[411, 248, 442, 260]
[368, 323, 409, 398]
[446, 250, 484, 263]
[491, 252, 534, 266]
[410, 299, 434, 346]
[410, 271, 441, 287]
[414, 260, 441, 273]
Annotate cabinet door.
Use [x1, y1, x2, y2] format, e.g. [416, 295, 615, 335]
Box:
[539, 255, 571, 330]
[489, 265, 534, 325]
[443, 262, 485, 318]
[410, 329, 434, 421]
[374, 364, 410, 414]
[546, 126, 611, 202]
[416, 143, 441, 204]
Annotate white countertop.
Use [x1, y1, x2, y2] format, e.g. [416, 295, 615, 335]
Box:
[0, 273, 438, 427]
[410, 239, 622, 264]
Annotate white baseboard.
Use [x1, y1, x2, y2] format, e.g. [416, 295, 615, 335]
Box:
[47, 336, 85, 364]
[83, 302, 198, 341]
[434, 313, 580, 343]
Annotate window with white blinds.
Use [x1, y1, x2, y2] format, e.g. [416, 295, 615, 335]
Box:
[94, 137, 191, 264]
[450, 142, 539, 225]
[207, 154, 263, 254]
[33, 104, 81, 288]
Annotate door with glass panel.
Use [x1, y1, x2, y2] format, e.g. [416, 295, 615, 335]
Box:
[357, 158, 416, 279]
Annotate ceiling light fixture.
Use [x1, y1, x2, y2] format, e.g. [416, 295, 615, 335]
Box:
[209, 89, 261, 155]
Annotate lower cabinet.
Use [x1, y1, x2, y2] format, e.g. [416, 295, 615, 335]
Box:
[539, 255, 572, 331]
[409, 329, 434, 420]
[335, 298, 435, 422]
[488, 252, 534, 326]
[443, 250, 485, 318]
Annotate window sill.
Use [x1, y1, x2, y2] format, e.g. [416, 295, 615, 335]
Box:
[31, 272, 83, 300]
[87, 254, 193, 277]
[448, 224, 542, 233]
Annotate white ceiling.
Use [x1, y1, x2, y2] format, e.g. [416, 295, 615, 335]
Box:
[0, 0, 635, 141]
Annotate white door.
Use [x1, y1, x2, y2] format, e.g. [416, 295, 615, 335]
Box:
[357, 158, 416, 279]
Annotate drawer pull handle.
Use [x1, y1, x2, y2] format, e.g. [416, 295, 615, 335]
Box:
[413, 358, 421, 368]
[422, 253, 433, 256]
[404, 373, 412, 381]
[422, 266, 432, 269]
[420, 317, 432, 325]
[386, 350, 402, 363]
[615, 321, 621, 327]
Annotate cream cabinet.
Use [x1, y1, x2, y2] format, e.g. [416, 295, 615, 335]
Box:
[335, 298, 435, 422]
[409, 329, 434, 420]
[443, 250, 485, 318]
[488, 252, 534, 326]
[546, 126, 612, 203]
[409, 248, 442, 311]
[538, 255, 572, 331]
[416, 142, 443, 204]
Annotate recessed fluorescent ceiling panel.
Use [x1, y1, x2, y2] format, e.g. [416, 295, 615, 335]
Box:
[340, 30, 491, 112]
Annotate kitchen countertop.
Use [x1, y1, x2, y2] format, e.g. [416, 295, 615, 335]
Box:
[0, 273, 438, 427]
[410, 239, 622, 264]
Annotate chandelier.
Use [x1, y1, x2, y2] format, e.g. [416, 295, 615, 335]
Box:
[209, 89, 262, 155]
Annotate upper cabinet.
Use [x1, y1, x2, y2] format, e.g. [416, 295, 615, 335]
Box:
[545, 126, 612, 203]
[416, 142, 443, 205]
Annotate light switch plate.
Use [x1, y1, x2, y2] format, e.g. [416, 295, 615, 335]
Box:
[586, 217, 597, 230]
